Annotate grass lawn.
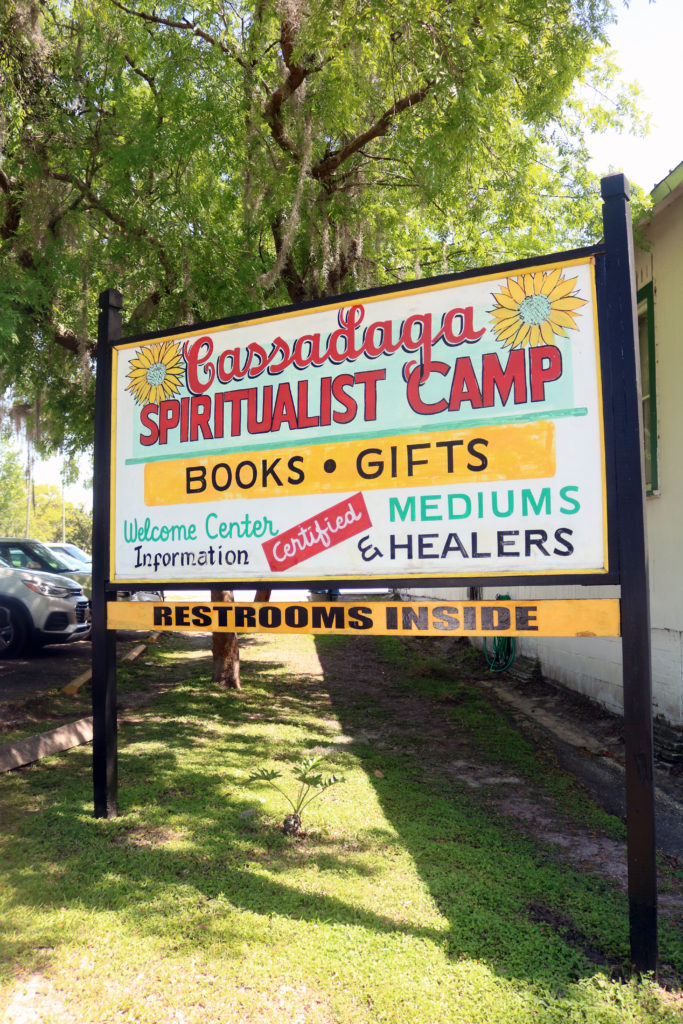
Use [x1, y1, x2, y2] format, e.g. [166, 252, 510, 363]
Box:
[1, 630, 681, 1023]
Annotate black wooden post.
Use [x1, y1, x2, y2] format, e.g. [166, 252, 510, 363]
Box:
[92, 289, 122, 818]
[601, 174, 657, 972]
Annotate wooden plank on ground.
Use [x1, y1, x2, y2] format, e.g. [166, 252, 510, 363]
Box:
[0, 717, 93, 773]
[62, 668, 92, 696]
[120, 643, 147, 663]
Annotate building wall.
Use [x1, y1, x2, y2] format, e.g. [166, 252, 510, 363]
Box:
[412, 187, 683, 727]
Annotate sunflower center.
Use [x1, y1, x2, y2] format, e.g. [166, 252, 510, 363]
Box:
[146, 362, 167, 386]
[519, 294, 551, 326]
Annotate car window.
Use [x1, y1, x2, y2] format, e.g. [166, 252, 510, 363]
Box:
[29, 542, 77, 571]
[0, 541, 74, 573]
[52, 551, 82, 569]
[0, 545, 40, 569]
[65, 545, 91, 564]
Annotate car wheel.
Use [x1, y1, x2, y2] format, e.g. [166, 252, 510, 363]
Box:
[0, 605, 28, 658]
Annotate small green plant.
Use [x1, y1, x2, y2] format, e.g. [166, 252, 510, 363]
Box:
[246, 754, 345, 835]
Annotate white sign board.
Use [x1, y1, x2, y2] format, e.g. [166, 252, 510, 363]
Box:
[111, 256, 608, 585]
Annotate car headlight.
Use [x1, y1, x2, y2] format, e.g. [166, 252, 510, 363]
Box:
[23, 579, 83, 599]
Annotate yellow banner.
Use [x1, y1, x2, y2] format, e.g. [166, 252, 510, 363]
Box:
[143, 421, 555, 506]
[107, 598, 620, 637]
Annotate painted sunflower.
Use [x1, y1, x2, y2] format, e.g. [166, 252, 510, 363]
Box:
[125, 340, 184, 405]
[489, 268, 587, 348]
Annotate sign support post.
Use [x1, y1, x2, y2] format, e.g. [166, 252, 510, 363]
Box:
[601, 173, 657, 972]
[92, 288, 122, 819]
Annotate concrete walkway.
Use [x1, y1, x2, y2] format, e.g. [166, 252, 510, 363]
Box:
[482, 662, 683, 860]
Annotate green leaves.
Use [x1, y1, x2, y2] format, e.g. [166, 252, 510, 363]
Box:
[245, 753, 346, 828]
[0, 0, 645, 454]
[246, 767, 284, 785]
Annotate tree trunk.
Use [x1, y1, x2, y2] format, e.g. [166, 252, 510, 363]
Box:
[210, 588, 241, 689]
[254, 590, 271, 602]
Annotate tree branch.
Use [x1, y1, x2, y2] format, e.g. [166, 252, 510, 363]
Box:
[261, 17, 331, 158]
[312, 83, 432, 183]
[54, 324, 86, 355]
[50, 169, 175, 284]
[108, 0, 248, 68]
[0, 169, 22, 241]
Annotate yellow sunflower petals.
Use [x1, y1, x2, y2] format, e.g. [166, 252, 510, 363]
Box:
[540, 268, 563, 295]
[492, 293, 520, 311]
[516, 323, 532, 345]
[521, 274, 536, 297]
[493, 312, 523, 330]
[506, 278, 526, 304]
[532, 272, 546, 294]
[540, 321, 555, 345]
[547, 275, 580, 300]
[549, 310, 580, 330]
[552, 296, 587, 312]
[491, 304, 517, 320]
[496, 321, 524, 342]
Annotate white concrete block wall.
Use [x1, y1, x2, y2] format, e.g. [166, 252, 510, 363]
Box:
[406, 582, 683, 726]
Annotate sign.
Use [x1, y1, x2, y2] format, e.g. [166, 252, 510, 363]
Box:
[107, 598, 621, 638]
[93, 178, 659, 974]
[110, 255, 608, 586]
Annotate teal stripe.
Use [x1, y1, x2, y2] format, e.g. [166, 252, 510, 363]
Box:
[124, 407, 588, 466]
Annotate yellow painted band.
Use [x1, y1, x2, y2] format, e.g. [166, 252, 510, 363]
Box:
[107, 598, 620, 637]
[143, 421, 556, 506]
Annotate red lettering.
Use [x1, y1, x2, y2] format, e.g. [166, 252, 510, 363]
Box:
[530, 345, 562, 402]
[184, 336, 214, 394]
[363, 319, 394, 357]
[158, 400, 180, 445]
[332, 374, 357, 423]
[213, 390, 224, 439]
[293, 333, 323, 369]
[180, 396, 190, 442]
[271, 383, 298, 431]
[319, 376, 332, 426]
[139, 404, 159, 446]
[328, 305, 365, 362]
[448, 357, 483, 411]
[436, 307, 486, 346]
[481, 350, 527, 406]
[400, 313, 432, 352]
[224, 390, 249, 435]
[217, 346, 249, 384]
[189, 395, 213, 441]
[405, 361, 449, 415]
[264, 335, 293, 375]
[354, 369, 385, 421]
[296, 380, 320, 428]
[247, 386, 273, 434]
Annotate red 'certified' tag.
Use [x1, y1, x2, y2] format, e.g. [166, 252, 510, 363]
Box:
[262, 492, 372, 571]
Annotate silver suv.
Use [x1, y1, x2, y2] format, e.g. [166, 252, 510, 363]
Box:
[0, 538, 91, 598]
[0, 559, 91, 657]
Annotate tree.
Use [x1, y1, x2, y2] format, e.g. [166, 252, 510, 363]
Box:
[1, 0, 647, 456]
[0, 0, 648, 686]
[29, 484, 92, 549]
[0, 436, 26, 535]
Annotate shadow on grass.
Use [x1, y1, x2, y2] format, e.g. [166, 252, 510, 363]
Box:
[1, 646, 446, 980]
[311, 634, 642, 985]
[1, 630, 676, 1007]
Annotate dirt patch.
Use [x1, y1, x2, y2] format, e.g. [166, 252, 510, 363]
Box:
[1, 971, 75, 1024]
[275, 633, 682, 912]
